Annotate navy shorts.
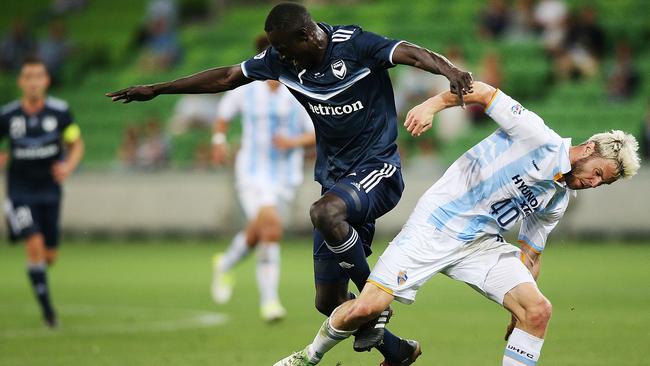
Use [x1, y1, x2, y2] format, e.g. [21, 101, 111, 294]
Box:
[313, 163, 404, 283]
[4, 198, 61, 249]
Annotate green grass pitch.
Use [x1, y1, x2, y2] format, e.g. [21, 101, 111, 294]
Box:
[1, 239, 649, 365]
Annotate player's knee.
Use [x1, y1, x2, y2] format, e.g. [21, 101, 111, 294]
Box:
[524, 297, 552, 330]
[45, 250, 58, 265]
[309, 199, 345, 231]
[259, 222, 283, 242]
[315, 297, 338, 316]
[315, 291, 348, 316]
[347, 300, 383, 323]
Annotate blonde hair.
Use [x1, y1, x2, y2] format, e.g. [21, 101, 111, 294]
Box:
[586, 130, 641, 179]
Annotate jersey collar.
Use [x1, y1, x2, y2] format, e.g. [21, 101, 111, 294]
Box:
[553, 138, 574, 193]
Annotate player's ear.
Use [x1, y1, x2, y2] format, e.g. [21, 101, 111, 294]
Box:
[584, 141, 596, 157]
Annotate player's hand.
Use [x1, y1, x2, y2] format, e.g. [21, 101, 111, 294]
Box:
[106, 85, 157, 103]
[404, 101, 436, 137]
[0, 152, 8, 169]
[504, 314, 517, 341]
[211, 143, 228, 166]
[273, 134, 296, 151]
[52, 161, 72, 183]
[446, 68, 473, 107]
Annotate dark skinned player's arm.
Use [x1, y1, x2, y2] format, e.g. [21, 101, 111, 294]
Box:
[391, 42, 473, 105]
[106, 65, 252, 103]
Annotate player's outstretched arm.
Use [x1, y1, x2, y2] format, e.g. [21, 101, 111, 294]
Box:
[106, 65, 251, 103]
[392, 42, 473, 105]
[404, 81, 496, 136]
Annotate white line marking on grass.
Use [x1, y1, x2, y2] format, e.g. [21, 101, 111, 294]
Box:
[0, 303, 229, 339]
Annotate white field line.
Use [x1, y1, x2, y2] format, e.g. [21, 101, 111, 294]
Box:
[0, 303, 229, 339]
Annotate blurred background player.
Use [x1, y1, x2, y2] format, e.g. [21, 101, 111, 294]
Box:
[210, 35, 315, 322]
[0, 56, 84, 327]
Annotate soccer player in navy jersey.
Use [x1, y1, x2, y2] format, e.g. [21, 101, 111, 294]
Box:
[1, 57, 84, 327]
[107, 3, 471, 364]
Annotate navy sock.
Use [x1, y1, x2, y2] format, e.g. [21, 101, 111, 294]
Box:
[376, 330, 404, 363]
[27, 264, 55, 319]
[325, 227, 370, 292]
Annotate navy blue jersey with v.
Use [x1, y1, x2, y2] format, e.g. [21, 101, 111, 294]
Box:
[242, 23, 403, 189]
[0, 97, 73, 202]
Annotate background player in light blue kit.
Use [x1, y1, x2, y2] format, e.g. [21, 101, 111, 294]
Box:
[210, 36, 316, 322]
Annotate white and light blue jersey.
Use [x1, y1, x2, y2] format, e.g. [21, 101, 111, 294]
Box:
[409, 90, 573, 253]
[217, 81, 313, 187]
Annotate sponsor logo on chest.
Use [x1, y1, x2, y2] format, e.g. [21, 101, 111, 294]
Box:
[307, 100, 364, 116]
[511, 174, 539, 215]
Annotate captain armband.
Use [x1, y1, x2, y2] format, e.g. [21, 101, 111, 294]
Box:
[63, 124, 81, 143]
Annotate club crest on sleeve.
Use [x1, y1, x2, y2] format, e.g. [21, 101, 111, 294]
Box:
[331, 60, 347, 80]
[510, 104, 525, 117]
[397, 270, 408, 286]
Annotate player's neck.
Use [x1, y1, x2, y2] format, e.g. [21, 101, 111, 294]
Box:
[21, 96, 46, 115]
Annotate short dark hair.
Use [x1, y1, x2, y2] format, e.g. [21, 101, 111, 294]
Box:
[264, 2, 311, 33]
[21, 55, 47, 69]
[255, 34, 270, 53]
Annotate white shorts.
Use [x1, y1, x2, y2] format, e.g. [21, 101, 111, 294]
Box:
[236, 181, 297, 221]
[368, 222, 535, 305]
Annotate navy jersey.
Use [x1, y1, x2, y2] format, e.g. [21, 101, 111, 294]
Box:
[242, 23, 403, 188]
[0, 97, 74, 202]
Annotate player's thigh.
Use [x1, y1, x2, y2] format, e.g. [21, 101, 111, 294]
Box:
[274, 184, 298, 223]
[368, 224, 463, 305]
[363, 164, 404, 222]
[4, 199, 40, 243]
[502, 281, 549, 322]
[38, 201, 61, 250]
[444, 247, 534, 306]
[325, 163, 403, 226]
[236, 182, 276, 221]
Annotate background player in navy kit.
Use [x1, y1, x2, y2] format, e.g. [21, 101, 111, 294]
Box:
[107, 3, 471, 364]
[0, 57, 84, 327]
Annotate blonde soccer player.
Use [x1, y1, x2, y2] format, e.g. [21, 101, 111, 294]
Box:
[275, 81, 640, 366]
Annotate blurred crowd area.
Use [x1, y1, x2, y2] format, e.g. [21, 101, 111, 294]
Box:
[1, 0, 649, 172]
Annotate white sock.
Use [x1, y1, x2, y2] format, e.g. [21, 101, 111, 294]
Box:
[503, 328, 544, 366]
[306, 312, 356, 364]
[256, 243, 280, 305]
[218, 232, 249, 272]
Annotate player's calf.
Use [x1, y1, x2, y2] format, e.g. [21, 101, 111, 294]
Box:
[314, 283, 350, 316]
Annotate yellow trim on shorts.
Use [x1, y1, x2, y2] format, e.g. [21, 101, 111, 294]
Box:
[366, 279, 394, 296]
[63, 123, 81, 143]
[483, 88, 500, 112]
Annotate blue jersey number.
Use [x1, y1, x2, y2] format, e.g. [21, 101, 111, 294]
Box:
[490, 199, 520, 227]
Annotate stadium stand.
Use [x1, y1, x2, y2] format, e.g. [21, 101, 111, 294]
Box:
[0, 0, 648, 167]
